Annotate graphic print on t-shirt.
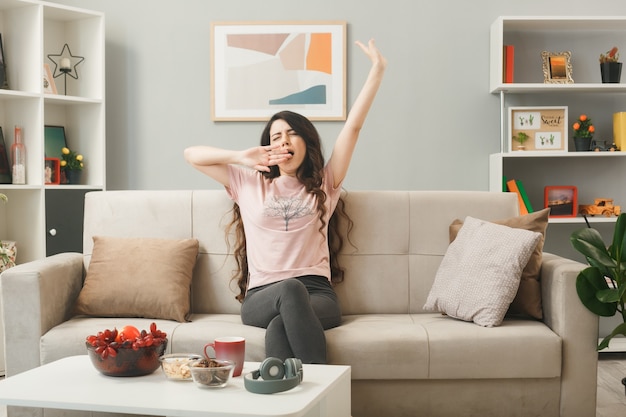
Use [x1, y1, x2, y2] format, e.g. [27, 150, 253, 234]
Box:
[264, 196, 315, 231]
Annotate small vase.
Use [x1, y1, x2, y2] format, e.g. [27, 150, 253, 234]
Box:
[64, 169, 82, 185]
[574, 136, 592, 152]
[600, 62, 622, 83]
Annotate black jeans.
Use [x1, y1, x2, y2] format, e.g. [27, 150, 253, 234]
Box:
[241, 275, 342, 364]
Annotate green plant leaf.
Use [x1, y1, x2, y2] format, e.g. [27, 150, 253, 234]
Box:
[611, 213, 626, 262]
[598, 322, 626, 350]
[576, 267, 618, 317]
[597, 288, 621, 303]
[570, 228, 616, 268]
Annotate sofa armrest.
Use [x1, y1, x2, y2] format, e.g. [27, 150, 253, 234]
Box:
[1, 253, 84, 377]
[540, 252, 598, 417]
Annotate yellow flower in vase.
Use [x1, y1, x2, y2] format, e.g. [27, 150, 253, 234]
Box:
[60, 147, 85, 184]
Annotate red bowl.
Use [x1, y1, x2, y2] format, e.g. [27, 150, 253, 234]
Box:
[86, 340, 167, 377]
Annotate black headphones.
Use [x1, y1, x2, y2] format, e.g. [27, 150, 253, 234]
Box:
[244, 357, 303, 394]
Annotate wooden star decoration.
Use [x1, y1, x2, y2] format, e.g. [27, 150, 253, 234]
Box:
[47, 43, 84, 80]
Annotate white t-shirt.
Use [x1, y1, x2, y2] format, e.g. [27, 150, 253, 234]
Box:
[226, 165, 342, 290]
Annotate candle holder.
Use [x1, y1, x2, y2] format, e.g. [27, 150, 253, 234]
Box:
[47, 43, 84, 95]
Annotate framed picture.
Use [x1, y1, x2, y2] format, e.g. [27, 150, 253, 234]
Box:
[545, 186, 578, 217]
[0, 126, 11, 183]
[0, 33, 7, 89]
[43, 63, 57, 94]
[211, 21, 346, 121]
[44, 125, 67, 159]
[542, 51, 573, 84]
[508, 106, 568, 152]
[44, 157, 60, 185]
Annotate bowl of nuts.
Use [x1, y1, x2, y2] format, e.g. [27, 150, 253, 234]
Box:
[189, 358, 235, 388]
[159, 353, 203, 381]
[85, 323, 168, 377]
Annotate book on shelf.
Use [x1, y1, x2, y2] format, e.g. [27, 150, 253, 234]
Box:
[503, 45, 514, 83]
[515, 179, 533, 213]
[506, 178, 533, 215]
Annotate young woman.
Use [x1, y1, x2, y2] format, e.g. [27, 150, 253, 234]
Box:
[185, 39, 386, 363]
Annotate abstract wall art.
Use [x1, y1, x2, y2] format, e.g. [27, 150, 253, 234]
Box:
[211, 21, 346, 121]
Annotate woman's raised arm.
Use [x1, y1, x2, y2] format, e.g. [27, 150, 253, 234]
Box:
[329, 39, 387, 188]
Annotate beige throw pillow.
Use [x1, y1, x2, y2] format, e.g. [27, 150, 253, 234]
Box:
[449, 207, 550, 319]
[74, 236, 200, 322]
[424, 216, 542, 327]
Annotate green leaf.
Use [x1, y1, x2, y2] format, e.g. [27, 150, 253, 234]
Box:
[570, 228, 616, 268]
[613, 213, 626, 259]
[597, 288, 621, 303]
[576, 267, 618, 317]
[598, 322, 626, 350]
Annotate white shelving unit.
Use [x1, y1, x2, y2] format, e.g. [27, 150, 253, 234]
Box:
[490, 16, 626, 351]
[0, 0, 105, 375]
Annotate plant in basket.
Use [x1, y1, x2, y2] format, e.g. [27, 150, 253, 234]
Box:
[60, 146, 84, 184]
[85, 323, 168, 377]
[572, 114, 595, 151]
[599, 46, 622, 83]
[60, 147, 84, 171]
[600, 46, 620, 64]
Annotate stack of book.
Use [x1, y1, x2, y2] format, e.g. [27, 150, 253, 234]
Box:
[505, 178, 533, 215]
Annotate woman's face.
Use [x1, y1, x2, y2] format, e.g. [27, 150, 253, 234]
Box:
[269, 119, 307, 177]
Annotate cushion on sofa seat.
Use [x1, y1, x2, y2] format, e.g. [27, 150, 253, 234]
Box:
[325, 315, 430, 380]
[424, 216, 541, 327]
[449, 208, 550, 320]
[419, 314, 561, 379]
[324, 313, 561, 381]
[73, 236, 199, 322]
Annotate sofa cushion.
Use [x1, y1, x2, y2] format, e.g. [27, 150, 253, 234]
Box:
[423, 216, 541, 327]
[449, 208, 550, 319]
[416, 314, 561, 379]
[325, 315, 429, 379]
[74, 236, 199, 322]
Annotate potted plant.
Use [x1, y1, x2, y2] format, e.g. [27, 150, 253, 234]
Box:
[512, 131, 530, 150]
[600, 46, 622, 83]
[0, 192, 16, 272]
[572, 114, 595, 151]
[60, 146, 84, 184]
[570, 214, 626, 350]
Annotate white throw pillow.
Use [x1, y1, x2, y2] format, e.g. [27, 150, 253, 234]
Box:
[424, 216, 542, 327]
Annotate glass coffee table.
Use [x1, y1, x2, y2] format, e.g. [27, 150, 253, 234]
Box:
[0, 356, 351, 417]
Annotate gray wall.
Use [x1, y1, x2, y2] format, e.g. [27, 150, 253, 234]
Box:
[48, 0, 626, 261]
[47, 0, 626, 192]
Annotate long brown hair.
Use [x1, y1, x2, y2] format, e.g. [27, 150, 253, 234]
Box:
[226, 111, 353, 302]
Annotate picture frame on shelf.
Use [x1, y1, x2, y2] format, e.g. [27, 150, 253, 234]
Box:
[0, 33, 8, 89]
[508, 106, 568, 152]
[544, 186, 578, 218]
[44, 157, 60, 185]
[43, 64, 57, 94]
[542, 51, 573, 84]
[0, 127, 11, 183]
[44, 125, 67, 160]
[210, 21, 346, 121]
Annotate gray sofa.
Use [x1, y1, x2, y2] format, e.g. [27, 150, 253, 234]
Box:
[1, 190, 598, 417]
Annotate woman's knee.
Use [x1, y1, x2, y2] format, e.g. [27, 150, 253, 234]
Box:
[275, 278, 309, 300]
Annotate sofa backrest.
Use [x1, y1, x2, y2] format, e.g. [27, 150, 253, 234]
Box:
[83, 190, 519, 316]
